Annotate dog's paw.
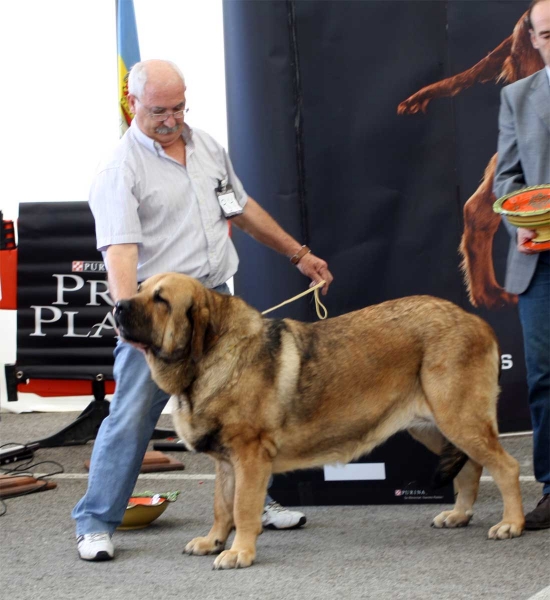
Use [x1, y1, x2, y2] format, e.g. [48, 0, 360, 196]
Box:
[213, 549, 255, 570]
[469, 289, 518, 311]
[397, 96, 431, 115]
[432, 509, 473, 529]
[184, 536, 225, 556]
[487, 521, 524, 540]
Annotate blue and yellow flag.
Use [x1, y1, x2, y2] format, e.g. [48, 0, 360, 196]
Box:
[117, 0, 141, 136]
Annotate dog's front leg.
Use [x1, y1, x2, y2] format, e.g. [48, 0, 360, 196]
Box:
[213, 443, 272, 570]
[185, 459, 235, 556]
[397, 35, 512, 115]
[460, 153, 517, 309]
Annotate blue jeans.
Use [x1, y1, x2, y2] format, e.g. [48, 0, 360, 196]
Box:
[72, 339, 171, 535]
[517, 251, 550, 495]
[72, 283, 275, 535]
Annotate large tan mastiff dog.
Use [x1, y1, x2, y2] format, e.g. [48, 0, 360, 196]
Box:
[115, 273, 524, 569]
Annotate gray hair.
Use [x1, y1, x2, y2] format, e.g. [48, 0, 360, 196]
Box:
[128, 60, 186, 99]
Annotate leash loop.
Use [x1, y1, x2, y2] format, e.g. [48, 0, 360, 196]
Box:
[261, 280, 328, 320]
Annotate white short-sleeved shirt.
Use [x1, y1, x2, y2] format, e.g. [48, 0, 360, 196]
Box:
[89, 120, 248, 288]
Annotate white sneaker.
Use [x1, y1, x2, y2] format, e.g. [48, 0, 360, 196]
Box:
[77, 532, 114, 561]
[262, 501, 307, 530]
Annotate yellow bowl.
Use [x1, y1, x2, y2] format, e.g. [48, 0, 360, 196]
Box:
[506, 215, 550, 228]
[531, 225, 550, 243]
[118, 496, 170, 530]
[493, 185, 550, 218]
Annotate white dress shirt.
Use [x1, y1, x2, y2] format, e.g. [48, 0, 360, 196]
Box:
[89, 120, 248, 288]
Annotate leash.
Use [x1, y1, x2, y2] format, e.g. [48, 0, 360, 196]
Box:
[261, 280, 328, 320]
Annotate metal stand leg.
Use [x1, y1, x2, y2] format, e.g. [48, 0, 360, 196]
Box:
[31, 380, 176, 447]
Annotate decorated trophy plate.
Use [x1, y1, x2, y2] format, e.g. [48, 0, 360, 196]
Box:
[493, 185, 550, 251]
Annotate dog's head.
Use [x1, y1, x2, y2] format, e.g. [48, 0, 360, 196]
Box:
[114, 273, 214, 365]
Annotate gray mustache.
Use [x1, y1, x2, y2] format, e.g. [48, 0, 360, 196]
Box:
[155, 124, 181, 135]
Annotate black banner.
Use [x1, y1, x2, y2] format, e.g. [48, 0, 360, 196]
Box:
[225, 0, 530, 432]
[224, 0, 531, 504]
[16, 202, 115, 382]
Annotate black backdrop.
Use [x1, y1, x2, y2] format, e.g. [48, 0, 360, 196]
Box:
[224, 0, 531, 504]
[224, 0, 529, 429]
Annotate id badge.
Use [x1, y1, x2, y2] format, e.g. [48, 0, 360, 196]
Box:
[216, 179, 243, 218]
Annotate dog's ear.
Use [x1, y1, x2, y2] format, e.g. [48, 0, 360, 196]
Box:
[190, 304, 210, 362]
[188, 286, 222, 363]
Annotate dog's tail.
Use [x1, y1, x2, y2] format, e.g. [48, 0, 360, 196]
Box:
[432, 441, 469, 488]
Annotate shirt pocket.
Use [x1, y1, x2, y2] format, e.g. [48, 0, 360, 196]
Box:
[203, 167, 230, 218]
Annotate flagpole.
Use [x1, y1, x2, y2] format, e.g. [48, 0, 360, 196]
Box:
[116, 0, 141, 137]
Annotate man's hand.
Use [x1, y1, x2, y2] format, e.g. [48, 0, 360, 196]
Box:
[517, 228, 537, 254]
[233, 197, 334, 294]
[296, 252, 333, 295]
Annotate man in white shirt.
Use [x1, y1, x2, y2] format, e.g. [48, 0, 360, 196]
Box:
[73, 59, 333, 561]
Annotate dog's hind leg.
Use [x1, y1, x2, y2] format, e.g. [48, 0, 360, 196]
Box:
[185, 459, 235, 556]
[476, 441, 525, 539]
[421, 334, 524, 539]
[408, 426, 482, 528]
[442, 420, 525, 539]
[432, 459, 483, 529]
[428, 412, 524, 539]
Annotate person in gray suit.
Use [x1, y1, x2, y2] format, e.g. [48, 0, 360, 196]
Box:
[494, 0, 550, 530]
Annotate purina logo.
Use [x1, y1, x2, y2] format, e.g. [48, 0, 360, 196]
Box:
[396, 486, 426, 497]
[72, 261, 106, 273]
[394, 485, 444, 501]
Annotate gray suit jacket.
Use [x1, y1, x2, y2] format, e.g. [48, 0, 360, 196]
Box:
[493, 68, 550, 295]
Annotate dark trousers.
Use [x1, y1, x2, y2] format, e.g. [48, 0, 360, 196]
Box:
[518, 251, 550, 495]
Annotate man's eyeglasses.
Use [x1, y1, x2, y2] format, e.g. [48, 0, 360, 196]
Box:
[148, 107, 189, 122]
[136, 99, 189, 122]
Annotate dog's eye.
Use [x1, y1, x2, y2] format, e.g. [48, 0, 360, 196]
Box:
[137, 284, 142, 293]
[153, 290, 168, 305]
